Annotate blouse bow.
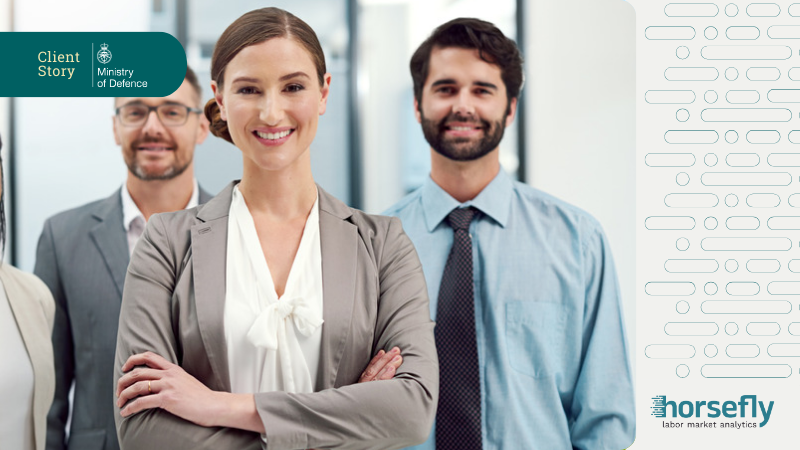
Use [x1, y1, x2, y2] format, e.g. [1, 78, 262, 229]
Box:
[246, 296, 324, 350]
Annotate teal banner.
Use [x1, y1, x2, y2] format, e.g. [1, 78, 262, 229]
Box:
[0, 32, 186, 97]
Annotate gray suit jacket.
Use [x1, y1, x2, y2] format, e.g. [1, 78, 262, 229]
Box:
[2, 263, 56, 450]
[35, 187, 212, 450]
[113, 182, 438, 450]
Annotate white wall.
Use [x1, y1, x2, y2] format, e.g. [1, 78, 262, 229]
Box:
[360, 3, 408, 213]
[525, 0, 637, 365]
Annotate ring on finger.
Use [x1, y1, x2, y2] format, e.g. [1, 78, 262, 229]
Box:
[148, 380, 151, 393]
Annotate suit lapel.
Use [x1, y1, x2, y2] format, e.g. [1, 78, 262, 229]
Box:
[317, 187, 358, 389]
[191, 183, 236, 390]
[89, 190, 129, 298]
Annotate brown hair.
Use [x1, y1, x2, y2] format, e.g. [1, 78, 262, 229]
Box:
[183, 65, 203, 106]
[204, 7, 327, 144]
[410, 18, 524, 109]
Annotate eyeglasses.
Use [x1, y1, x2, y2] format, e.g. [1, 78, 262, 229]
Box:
[115, 103, 202, 127]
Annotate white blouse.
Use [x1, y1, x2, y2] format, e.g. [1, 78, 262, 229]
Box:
[224, 185, 324, 398]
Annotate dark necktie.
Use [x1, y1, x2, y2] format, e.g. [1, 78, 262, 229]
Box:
[436, 206, 482, 450]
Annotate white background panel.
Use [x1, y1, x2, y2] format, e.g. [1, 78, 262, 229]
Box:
[631, 0, 800, 447]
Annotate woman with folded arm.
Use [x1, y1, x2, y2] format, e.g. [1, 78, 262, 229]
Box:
[112, 7, 437, 450]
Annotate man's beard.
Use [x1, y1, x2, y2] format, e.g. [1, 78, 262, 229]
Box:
[126, 139, 190, 181]
[421, 112, 506, 162]
[129, 158, 190, 181]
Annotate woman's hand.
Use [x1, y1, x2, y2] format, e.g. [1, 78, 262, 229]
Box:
[116, 347, 400, 434]
[358, 346, 403, 383]
[116, 352, 234, 428]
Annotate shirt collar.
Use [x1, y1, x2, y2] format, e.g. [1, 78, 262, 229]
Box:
[421, 169, 513, 232]
[120, 178, 199, 231]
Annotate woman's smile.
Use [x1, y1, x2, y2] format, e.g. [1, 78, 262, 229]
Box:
[253, 127, 295, 146]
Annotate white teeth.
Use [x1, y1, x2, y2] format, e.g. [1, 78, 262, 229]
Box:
[256, 130, 292, 140]
[450, 126, 474, 131]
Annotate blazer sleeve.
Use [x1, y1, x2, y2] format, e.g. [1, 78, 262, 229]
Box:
[113, 215, 261, 450]
[253, 217, 438, 450]
[34, 219, 71, 450]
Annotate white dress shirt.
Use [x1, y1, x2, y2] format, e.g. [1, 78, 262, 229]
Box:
[120, 179, 199, 255]
[224, 185, 324, 400]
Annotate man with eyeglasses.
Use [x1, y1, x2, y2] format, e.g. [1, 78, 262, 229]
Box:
[36, 67, 212, 450]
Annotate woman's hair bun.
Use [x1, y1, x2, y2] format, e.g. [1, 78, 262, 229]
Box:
[204, 98, 233, 144]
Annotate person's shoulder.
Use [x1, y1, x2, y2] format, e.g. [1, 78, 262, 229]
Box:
[39, 192, 121, 245]
[44, 193, 116, 227]
[134, 208, 202, 268]
[144, 206, 204, 255]
[148, 205, 202, 231]
[345, 208, 416, 270]
[1, 262, 39, 286]
[512, 181, 604, 233]
[0, 264, 53, 305]
[155, 180, 235, 232]
[346, 207, 411, 249]
[382, 187, 424, 218]
[346, 207, 400, 237]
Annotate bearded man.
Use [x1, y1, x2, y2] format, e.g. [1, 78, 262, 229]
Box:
[384, 18, 635, 450]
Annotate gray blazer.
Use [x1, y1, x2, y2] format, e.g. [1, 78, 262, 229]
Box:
[2, 263, 55, 450]
[35, 187, 212, 450]
[113, 182, 438, 450]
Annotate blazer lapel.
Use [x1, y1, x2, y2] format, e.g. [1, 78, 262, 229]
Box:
[89, 190, 129, 298]
[191, 182, 236, 391]
[316, 187, 358, 389]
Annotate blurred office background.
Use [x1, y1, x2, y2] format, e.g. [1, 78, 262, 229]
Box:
[0, 0, 635, 360]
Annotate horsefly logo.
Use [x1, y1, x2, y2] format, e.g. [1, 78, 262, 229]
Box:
[652, 395, 667, 418]
[651, 394, 774, 427]
[97, 43, 112, 64]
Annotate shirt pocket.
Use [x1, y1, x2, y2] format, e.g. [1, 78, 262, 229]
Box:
[505, 300, 567, 378]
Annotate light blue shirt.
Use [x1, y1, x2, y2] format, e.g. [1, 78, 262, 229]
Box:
[384, 169, 634, 450]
